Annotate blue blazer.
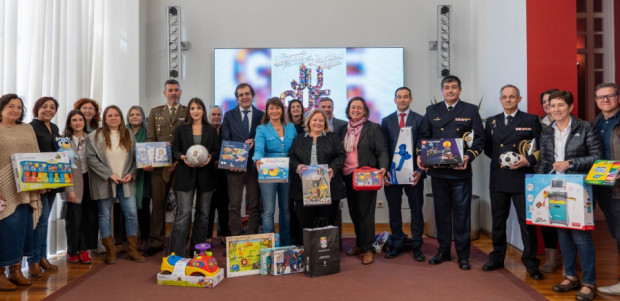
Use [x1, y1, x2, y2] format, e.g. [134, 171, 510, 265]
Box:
[252, 122, 297, 161]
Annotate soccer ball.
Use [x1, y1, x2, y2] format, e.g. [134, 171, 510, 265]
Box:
[186, 144, 209, 166]
[499, 151, 519, 168]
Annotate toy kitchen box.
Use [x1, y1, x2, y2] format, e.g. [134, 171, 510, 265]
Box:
[419, 138, 464, 167]
[525, 174, 594, 230]
[11, 152, 74, 192]
[389, 127, 414, 184]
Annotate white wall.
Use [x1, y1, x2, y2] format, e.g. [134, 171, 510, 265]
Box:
[139, 0, 528, 233]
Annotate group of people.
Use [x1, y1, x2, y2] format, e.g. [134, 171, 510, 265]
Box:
[1, 76, 620, 301]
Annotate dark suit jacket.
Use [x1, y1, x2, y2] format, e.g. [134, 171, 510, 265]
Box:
[172, 123, 220, 192]
[221, 105, 265, 168]
[381, 110, 425, 174]
[484, 110, 541, 193]
[332, 117, 347, 133]
[417, 100, 485, 179]
[337, 120, 389, 171]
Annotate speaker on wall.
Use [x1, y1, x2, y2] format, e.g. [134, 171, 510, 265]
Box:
[437, 5, 451, 77]
[167, 6, 182, 78]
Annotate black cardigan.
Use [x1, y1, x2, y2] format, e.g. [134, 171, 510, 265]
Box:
[172, 123, 220, 192]
[30, 119, 60, 152]
[337, 120, 389, 171]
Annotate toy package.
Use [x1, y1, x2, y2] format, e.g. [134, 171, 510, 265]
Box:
[157, 243, 224, 288]
[352, 167, 382, 191]
[301, 164, 331, 206]
[218, 140, 250, 171]
[226, 233, 275, 277]
[525, 174, 594, 230]
[135, 142, 172, 168]
[585, 160, 620, 186]
[259, 246, 296, 275]
[258, 157, 289, 183]
[419, 138, 464, 167]
[11, 152, 74, 192]
[389, 127, 415, 184]
[272, 247, 305, 276]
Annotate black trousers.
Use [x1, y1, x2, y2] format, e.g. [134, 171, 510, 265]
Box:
[207, 174, 230, 238]
[138, 198, 151, 241]
[430, 177, 471, 259]
[344, 174, 377, 253]
[541, 227, 558, 248]
[489, 191, 540, 270]
[384, 182, 424, 250]
[227, 169, 260, 236]
[65, 173, 99, 254]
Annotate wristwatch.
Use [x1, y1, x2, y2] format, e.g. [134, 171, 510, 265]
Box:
[567, 160, 574, 167]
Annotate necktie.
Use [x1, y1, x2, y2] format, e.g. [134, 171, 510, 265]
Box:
[399, 113, 406, 129]
[242, 110, 250, 133]
[506, 115, 513, 126]
[170, 107, 176, 120]
[448, 106, 453, 112]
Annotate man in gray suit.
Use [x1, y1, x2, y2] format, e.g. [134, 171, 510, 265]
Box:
[319, 97, 347, 132]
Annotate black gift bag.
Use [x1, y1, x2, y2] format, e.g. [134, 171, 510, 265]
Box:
[303, 225, 340, 277]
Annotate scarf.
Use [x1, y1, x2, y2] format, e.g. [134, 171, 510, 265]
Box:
[127, 124, 147, 209]
[344, 117, 366, 153]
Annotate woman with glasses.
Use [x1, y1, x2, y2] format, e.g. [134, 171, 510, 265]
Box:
[61, 110, 99, 264]
[206, 105, 229, 245]
[74, 98, 101, 132]
[287, 99, 305, 135]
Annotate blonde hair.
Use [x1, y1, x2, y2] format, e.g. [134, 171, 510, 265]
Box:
[304, 109, 330, 133]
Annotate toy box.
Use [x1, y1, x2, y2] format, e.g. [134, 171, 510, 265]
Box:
[585, 160, 620, 186]
[226, 233, 275, 277]
[419, 138, 464, 167]
[353, 167, 382, 191]
[219, 140, 250, 171]
[157, 249, 224, 288]
[525, 174, 594, 230]
[135, 142, 172, 168]
[258, 157, 289, 183]
[11, 152, 74, 192]
[259, 246, 296, 275]
[272, 247, 305, 276]
[301, 165, 331, 206]
[389, 127, 415, 184]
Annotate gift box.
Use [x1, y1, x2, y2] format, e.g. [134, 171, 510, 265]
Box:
[353, 167, 382, 191]
[258, 157, 289, 183]
[259, 246, 296, 275]
[219, 140, 250, 171]
[419, 138, 464, 167]
[389, 127, 414, 184]
[525, 174, 594, 230]
[11, 152, 74, 192]
[301, 165, 331, 206]
[272, 247, 305, 276]
[585, 160, 620, 186]
[135, 142, 172, 168]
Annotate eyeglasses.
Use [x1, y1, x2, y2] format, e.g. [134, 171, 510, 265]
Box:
[595, 94, 619, 102]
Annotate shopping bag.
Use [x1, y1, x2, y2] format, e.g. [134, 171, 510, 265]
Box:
[303, 225, 340, 277]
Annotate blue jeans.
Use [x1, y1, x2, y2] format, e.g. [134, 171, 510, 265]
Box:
[97, 184, 138, 238]
[0, 204, 33, 266]
[28, 191, 56, 263]
[167, 189, 213, 257]
[557, 228, 596, 285]
[260, 182, 291, 246]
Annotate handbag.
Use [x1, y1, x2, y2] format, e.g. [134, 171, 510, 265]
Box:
[303, 219, 340, 277]
[352, 166, 382, 191]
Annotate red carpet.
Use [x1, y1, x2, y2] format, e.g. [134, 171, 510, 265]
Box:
[44, 238, 546, 301]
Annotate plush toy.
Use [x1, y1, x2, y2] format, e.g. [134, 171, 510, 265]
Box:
[56, 137, 78, 169]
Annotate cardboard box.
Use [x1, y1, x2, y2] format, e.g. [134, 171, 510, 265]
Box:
[272, 247, 305, 276]
[389, 127, 414, 184]
[525, 174, 594, 230]
[226, 233, 275, 277]
[157, 258, 224, 288]
[420, 138, 464, 167]
[135, 142, 172, 168]
[258, 157, 289, 183]
[11, 152, 74, 192]
[219, 140, 250, 171]
[585, 160, 620, 186]
[259, 246, 296, 275]
[301, 165, 331, 206]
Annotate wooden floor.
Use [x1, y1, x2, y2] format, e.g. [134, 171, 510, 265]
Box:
[1, 215, 619, 301]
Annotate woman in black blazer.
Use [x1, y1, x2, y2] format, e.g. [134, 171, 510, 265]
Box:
[338, 97, 388, 265]
[167, 98, 220, 257]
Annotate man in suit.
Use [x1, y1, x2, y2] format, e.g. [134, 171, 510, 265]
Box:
[319, 97, 347, 132]
[221, 83, 265, 236]
[143, 79, 188, 256]
[482, 84, 543, 280]
[417, 75, 485, 270]
[381, 87, 426, 261]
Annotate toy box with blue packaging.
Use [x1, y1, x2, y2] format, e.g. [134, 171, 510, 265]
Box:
[135, 142, 172, 168]
[157, 244, 224, 288]
[11, 152, 74, 192]
[525, 174, 594, 230]
[259, 245, 296, 275]
[272, 247, 305, 276]
[258, 157, 289, 183]
[389, 127, 414, 184]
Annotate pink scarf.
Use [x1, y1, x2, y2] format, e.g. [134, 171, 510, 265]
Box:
[344, 117, 366, 152]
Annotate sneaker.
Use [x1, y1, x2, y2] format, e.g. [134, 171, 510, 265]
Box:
[598, 282, 620, 295]
[79, 250, 92, 264]
[66, 253, 80, 263]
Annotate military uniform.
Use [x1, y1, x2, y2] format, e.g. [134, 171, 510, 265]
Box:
[484, 110, 541, 272]
[146, 104, 187, 250]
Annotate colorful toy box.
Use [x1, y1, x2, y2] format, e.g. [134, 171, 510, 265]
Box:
[219, 140, 250, 171]
[258, 157, 289, 183]
[419, 138, 464, 167]
[226, 233, 275, 277]
[585, 160, 620, 186]
[301, 165, 331, 206]
[525, 174, 594, 230]
[157, 248, 224, 288]
[259, 246, 296, 275]
[11, 152, 74, 192]
[272, 247, 305, 276]
[135, 142, 172, 168]
[389, 127, 415, 184]
[352, 167, 382, 191]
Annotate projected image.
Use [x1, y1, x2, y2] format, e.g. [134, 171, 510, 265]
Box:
[214, 47, 403, 123]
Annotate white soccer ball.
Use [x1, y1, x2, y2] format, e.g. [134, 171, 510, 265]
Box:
[499, 151, 520, 168]
[186, 144, 209, 166]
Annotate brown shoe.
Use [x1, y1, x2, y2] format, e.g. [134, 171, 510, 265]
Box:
[8, 262, 31, 286]
[346, 245, 361, 256]
[101, 236, 117, 264]
[0, 266, 17, 291]
[362, 251, 375, 265]
[552, 276, 581, 292]
[39, 258, 58, 271]
[576, 285, 596, 301]
[28, 262, 43, 278]
[126, 236, 146, 262]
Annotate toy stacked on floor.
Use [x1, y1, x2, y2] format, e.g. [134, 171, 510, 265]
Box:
[11, 152, 74, 192]
[157, 243, 224, 288]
